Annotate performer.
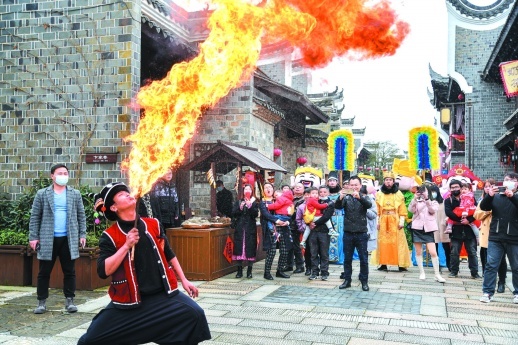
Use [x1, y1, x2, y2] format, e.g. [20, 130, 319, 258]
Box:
[78, 182, 211, 345]
[327, 171, 344, 265]
[371, 171, 411, 271]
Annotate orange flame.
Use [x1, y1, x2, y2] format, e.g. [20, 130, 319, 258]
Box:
[123, 0, 408, 196]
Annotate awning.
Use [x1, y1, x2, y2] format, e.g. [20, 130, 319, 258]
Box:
[494, 130, 515, 150]
[504, 108, 518, 130]
[183, 140, 287, 174]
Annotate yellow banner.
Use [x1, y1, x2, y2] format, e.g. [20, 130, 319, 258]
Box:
[500, 60, 518, 97]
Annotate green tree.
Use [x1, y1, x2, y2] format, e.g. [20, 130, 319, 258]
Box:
[362, 141, 405, 180]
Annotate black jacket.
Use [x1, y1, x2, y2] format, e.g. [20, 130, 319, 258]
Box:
[150, 180, 179, 227]
[312, 198, 335, 232]
[232, 199, 259, 258]
[334, 194, 372, 233]
[480, 192, 518, 244]
[444, 196, 476, 240]
[216, 188, 233, 217]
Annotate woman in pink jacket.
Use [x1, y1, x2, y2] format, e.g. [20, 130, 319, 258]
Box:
[409, 185, 446, 283]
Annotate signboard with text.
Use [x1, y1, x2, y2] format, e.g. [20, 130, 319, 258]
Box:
[500, 60, 518, 97]
[85, 153, 118, 164]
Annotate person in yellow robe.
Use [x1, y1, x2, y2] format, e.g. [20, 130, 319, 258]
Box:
[371, 171, 411, 271]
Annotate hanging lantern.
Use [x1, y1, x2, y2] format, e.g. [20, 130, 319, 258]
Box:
[273, 148, 282, 157]
[358, 166, 363, 171]
[375, 167, 380, 171]
[367, 167, 372, 171]
[296, 156, 308, 165]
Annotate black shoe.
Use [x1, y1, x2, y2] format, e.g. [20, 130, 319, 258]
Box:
[497, 281, 505, 293]
[339, 272, 346, 279]
[235, 266, 243, 278]
[276, 270, 290, 278]
[361, 282, 369, 291]
[448, 272, 458, 278]
[377, 265, 388, 271]
[339, 280, 351, 289]
[263, 272, 274, 280]
[305, 268, 312, 276]
[321, 275, 329, 281]
[246, 266, 253, 279]
[309, 274, 318, 280]
[471, 273, 482, 279]
[293, 267, 304, 274]
[282, 266, 294, 272]
[398, 267, 408, 272]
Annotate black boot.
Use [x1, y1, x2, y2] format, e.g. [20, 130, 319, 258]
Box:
[246, 266, 253, 278]
[264, 271, 274, 280]
[497, 280, 505, 293]
[235, 266, 243, 278]
[276, 270, 290, 278]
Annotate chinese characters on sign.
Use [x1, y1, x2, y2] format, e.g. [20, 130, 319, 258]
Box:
[500, 60, 518, 97]
[85, 153, 118, 164]
[223, 235, 234, 264]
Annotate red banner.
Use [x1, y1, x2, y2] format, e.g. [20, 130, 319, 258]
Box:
[223, 236, 234, 264]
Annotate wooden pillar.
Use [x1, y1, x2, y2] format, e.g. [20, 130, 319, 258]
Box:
[210, 161, 217, 217]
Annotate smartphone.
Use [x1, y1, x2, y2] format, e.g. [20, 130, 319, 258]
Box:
[498, 186, 507, 194]
[342, 188, 354, 195]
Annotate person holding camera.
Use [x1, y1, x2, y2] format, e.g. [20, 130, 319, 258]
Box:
[479, 172, 518, 304]
[408, 185, 445, 283]
[444, 179, 480, 279]
[334, 176, 372, 291]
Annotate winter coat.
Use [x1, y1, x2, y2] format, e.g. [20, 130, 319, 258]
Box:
[409, 198, 439, 232]
[232, 198, 259, 258]
[334, 194, 372, 233]
[444, 196, 476, 240]
[29, 185, 87, 261]
[267, 190, 294, 216]
[480, 192, 518, 245]
[365, 194, 378, 251]
[312, 198, 335, 233]
[474, 203, 492, 248]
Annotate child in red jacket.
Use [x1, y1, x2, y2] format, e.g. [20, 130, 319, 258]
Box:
[300, 187, 333, 249]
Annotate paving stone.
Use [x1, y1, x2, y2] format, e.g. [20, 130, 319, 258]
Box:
[384, 332, 451, 345]
[206, 315, 243, 325]
[482, 335, 518, 345]
[359, 323, 484, 342]
[238, 319, 324, 333]
[208, 324, 288, 338]
[284, 330, 350, 344]
[347, 338, 417, 345]
[389, 319, 449, 330]
[322, 326, 384, 340]
[210, 333, 311, 345]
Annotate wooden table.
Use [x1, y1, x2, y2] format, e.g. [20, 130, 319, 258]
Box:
[166, 224, 265, 281]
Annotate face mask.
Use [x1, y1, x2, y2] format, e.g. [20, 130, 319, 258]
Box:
[451, 190, 460, 197]
[503, 181, 516, 190]
[431, 192, 437, 199]
[216, 187, 223, 192]
[55, 175, 68, 186]
[244, 190, 252, 198]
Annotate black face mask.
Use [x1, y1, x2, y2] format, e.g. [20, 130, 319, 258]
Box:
[451, 190, 461, 197]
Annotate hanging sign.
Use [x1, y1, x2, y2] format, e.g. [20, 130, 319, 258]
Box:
[500, 60, 518, 97]
[223, 236, 234, 264]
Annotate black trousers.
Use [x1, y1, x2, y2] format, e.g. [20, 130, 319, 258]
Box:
[480, 247, 507, 281]
[450, 238, 478, 275]
[286, 230, 305, 269]
[37, 236, 75, 300]
[78, 291, 211, 345]
[308, 231, 330, 276]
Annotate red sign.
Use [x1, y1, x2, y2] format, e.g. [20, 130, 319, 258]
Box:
[223, 236, 234, 264]
[500, 60, 518, 97]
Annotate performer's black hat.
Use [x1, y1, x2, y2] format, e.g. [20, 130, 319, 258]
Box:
[94, 182, 130, 221]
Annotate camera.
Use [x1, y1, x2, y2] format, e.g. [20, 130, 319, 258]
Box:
[498, 186, 507, 194]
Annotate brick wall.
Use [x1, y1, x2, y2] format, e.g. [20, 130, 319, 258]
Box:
[0, 0, 140, 195]
[291, 73, 308, 94]
[455, 26, 516, 180]
[259, 60, 285, 84]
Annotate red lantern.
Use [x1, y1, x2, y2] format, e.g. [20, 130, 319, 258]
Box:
[358, 166, 363, 170]
[367, 167, 372, 171]
[296, 156, 307, 165]
[273, 148, 282, 157]
[375, 167, 380, 171]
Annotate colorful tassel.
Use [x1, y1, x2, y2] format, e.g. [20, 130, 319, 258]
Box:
[327, 129, 355, 171]
[408, 126, 439, 170]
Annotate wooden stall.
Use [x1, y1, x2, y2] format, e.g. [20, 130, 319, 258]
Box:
[176, 140, 286, 280]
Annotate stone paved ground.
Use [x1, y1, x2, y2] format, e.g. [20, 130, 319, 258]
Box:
[0, 258, 517, 345]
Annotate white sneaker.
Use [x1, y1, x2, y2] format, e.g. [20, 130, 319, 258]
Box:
[513, 295, 518, 304]
[479, 293, 493, 303]
[435, 274, 446, 283]
[419, 272, 426, 280]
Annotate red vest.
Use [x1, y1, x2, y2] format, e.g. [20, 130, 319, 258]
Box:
[104, 218, 178, 308]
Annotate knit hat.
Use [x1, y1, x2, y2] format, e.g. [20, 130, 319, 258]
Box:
[327, 171, 339, 181]
[94, 182, 130, 221]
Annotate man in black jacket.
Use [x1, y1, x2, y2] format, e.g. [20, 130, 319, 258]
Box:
[444, 179, 480, 279]
[216, 180, 233, 218]
[334, 175, 372, 291]
[479, 172, 518, 304]
[307, 186, 335, 281]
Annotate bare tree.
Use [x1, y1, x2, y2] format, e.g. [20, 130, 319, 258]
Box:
[363, 141, 404, 169]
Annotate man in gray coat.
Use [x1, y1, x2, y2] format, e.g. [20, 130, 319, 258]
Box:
[29, 164, 87, 314]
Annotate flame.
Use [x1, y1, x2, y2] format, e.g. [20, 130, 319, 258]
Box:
[123, 0, 408, 196]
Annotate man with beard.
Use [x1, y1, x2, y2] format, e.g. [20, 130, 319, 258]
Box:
[371, 171, 411, 271]
[284, 182, 306, 274]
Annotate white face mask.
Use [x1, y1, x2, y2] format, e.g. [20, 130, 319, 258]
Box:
[55, 175, 69, 186]
[431, 192, 437, 199]
[503, 180, 516, 190]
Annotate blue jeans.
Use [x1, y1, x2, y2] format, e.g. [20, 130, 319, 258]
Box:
[343, 232, 369, 283]
[450, 238, 478, 275]
[482, 241, 518, 296]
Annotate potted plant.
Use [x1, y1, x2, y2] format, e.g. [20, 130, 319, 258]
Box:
[0, 175, 50, 286]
